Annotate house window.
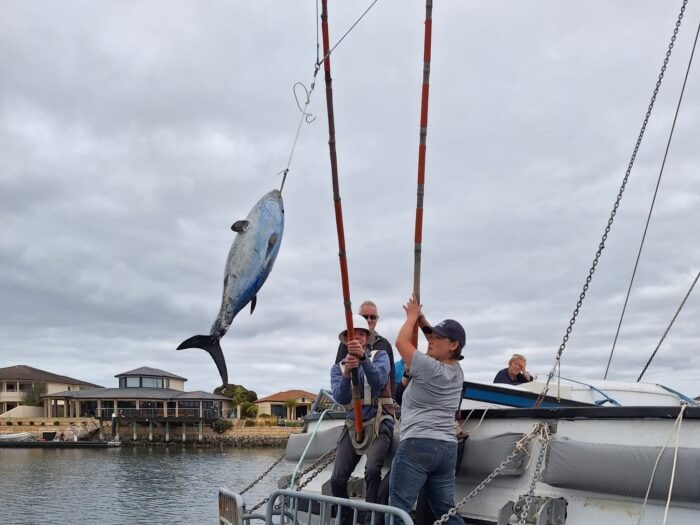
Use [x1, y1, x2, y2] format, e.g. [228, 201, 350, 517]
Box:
[6, 383, 16, 392]
[141, 377, 163, 388]
[271, 405, 285, 418]
[18, 383, 31, 392]
[125, 377, 140, 388]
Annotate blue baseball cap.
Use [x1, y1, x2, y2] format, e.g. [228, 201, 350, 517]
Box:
[424, 319, 466, 359]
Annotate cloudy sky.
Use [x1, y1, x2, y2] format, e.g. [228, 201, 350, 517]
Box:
[2, 1, 699, 400]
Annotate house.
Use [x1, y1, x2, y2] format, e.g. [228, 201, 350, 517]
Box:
[255, 389, 316, 420]
[0, 365, 100, 417]
[43, 366, 232, 421]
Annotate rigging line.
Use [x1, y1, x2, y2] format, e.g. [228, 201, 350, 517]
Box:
[605, 20, 700, 379]
[534, 0, 688, 407]
[637, 271, 700, 382]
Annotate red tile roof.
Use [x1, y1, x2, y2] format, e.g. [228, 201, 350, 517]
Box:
[256, 390, 317, 403]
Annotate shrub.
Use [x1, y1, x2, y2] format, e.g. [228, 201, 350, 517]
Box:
[53, 421, 60, 426]
[243, 419, 256, 427]
[212, 418, 234, 434]
[16, 421, 23, 426]
[41, 421, 46, 426]
[5, 421, 12, 426]
[285, 421, 303, 427]
[29, 421, 35, 426]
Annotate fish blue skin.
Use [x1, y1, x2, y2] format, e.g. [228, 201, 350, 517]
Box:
[177, 189, 284, 386]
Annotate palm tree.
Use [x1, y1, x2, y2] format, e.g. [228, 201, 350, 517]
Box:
[231, 386, 248, 420]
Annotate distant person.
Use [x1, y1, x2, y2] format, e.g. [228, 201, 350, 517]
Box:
[330, 314, 395, 525]
[493, 354, 534, 385]
[335, 300, 397, 401]
[389, 294, 465, 525]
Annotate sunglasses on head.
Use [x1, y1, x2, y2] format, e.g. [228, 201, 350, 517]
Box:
[361, 314, 378, 321]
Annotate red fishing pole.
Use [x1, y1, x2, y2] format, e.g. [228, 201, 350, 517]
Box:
[320, 0, 364, 441]
[412, 0, 433, 346]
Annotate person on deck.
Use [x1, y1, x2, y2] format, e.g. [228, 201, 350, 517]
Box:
[493, 354, 534, 385]
[335, 300, 397, 401]
[330, 314, 395, 525]
[389, 294, 465, 525]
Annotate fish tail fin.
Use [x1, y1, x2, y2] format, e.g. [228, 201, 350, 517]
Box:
[177, 335, 228, 386]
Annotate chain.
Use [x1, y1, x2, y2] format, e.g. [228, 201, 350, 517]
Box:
[249, 448, 337, 513]
[538, 0, 688, 403]
[239, 451, 287, 495]
[433, 423, 543, 525]
[518, 426, 550, 525]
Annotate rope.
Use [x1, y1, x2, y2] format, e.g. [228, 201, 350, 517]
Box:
[459, 408, 489, 434]
[662, 404, 686, 525]
[536, 0, 688, 405]
[636, 403, 687, 525]
[606, 19, 700, 378]
[637, 271, 700, 381]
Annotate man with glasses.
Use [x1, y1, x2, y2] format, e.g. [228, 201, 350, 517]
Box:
[335, 300, 397, 400]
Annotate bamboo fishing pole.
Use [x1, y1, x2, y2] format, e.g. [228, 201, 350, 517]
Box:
[320, 0, 364, 441]
[412, 0, 433, 346]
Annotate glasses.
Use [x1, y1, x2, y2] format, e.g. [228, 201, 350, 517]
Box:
[361, 314, 378, 321]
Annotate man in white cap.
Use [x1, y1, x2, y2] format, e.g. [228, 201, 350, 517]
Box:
[335, 300, 397, 400]
[330, 314, 394, 525]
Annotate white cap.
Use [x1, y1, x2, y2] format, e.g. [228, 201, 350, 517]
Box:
[338, 314, 371, 342]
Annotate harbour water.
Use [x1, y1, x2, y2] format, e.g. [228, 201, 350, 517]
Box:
[0, 446, 284, 525]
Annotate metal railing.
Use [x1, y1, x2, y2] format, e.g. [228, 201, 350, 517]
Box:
[95, 408, 223, 420]
[219, 488, 413, 525]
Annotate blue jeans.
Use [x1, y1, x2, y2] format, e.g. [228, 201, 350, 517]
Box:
[389, 438, 462, 525]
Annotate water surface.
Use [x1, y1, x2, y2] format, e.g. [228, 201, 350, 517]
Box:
[0, 446, 285, 525]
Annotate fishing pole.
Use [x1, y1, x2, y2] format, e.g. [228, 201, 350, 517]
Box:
[412, 0, 434, 346]
[320, 0, 364, 441]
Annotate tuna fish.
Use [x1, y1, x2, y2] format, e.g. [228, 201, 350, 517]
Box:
[177, 189, 284, 386]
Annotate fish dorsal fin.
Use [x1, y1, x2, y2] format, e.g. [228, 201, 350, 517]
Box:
[231, 220, 250, 233]
[265, 233, 278, 258]
[250, 295, 257, 314]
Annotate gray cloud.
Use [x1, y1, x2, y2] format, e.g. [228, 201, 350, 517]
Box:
[1, 1, 698, 400]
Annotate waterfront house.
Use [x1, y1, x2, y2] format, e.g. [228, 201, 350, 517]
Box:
[43, 366, 232, 422]
[0, 365, 99, 417]
[255, 390, 316, 420]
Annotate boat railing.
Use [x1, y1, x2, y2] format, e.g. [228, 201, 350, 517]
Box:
[219, 488, 413, 525]
[557, 376, 621, 406]
[656, 384, 700, 406]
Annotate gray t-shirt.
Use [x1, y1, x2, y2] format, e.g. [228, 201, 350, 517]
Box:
[399, 351, 464, 442]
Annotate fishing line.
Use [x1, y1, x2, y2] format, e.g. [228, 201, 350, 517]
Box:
[278, 0, 382, 193]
